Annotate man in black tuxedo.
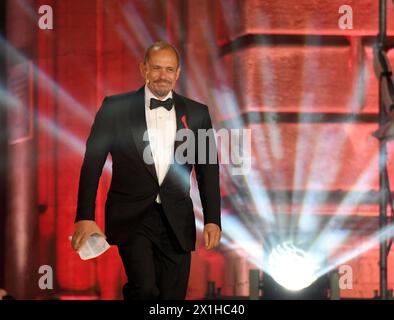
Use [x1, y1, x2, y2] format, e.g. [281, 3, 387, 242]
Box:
[71, 41, 221, 300]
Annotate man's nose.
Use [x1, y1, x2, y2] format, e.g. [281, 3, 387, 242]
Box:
[159, 76, 170, 83]
[159, 69, 170, 79]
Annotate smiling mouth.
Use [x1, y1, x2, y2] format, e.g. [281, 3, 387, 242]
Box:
[155, 81, 171, 85]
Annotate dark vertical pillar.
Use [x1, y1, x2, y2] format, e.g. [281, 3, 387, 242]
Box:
[5, 0, 38, 299]
[0, 0, 8, 290]
[378, 0, 388, 301]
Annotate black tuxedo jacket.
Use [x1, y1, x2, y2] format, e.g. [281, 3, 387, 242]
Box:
[75, 86, 221, 251]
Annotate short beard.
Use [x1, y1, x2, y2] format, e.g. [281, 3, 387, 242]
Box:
[148, 83, 171, 98]
[155, 89, 170, 98]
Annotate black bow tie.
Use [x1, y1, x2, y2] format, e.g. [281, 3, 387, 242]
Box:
[150, 98, 174, 111]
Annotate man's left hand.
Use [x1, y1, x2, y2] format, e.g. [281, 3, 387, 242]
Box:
[203, 223, 221, 250]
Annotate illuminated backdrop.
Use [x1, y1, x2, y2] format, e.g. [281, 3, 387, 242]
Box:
[2, 0, 394, 299]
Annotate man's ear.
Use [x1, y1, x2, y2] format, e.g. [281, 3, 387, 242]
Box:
[176, 67, 181, 81]
[139, 62, 147, 79]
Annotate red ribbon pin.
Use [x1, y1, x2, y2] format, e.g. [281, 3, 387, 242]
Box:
[181, 115, 189, 129]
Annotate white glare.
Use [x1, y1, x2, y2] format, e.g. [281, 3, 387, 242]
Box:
[267, 242, 320, 291]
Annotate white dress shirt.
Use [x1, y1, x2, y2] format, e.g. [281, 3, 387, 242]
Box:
[144, 85, 176, 203]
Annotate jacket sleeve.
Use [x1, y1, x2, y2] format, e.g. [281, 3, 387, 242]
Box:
[194, 107, 222, 230]
[75, 97, 112, 222]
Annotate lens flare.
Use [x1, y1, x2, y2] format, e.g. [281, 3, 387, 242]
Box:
[267, 242, 321, 291]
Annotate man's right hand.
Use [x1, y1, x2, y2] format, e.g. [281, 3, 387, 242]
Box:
[71, 220, 106, 252]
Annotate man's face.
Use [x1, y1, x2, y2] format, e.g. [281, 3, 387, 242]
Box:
[140, 48, 180, 98]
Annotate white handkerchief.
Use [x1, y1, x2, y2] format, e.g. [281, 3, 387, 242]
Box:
[70, 233, 110, 260]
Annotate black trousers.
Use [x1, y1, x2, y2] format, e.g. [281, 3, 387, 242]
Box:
[117, 202, 191, 300]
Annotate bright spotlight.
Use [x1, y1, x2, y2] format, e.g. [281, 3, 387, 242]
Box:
[267, 242, 320, 291]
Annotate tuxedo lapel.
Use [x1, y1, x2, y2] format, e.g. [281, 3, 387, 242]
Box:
[160, 91, 190, 186]
[173, 91, 188, 153]
[129, 86, 158, 182]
